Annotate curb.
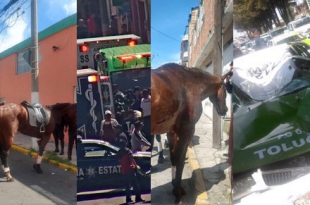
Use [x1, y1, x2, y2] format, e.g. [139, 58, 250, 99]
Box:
[11, 144, 77, 173]
[187, 142, 211, 205]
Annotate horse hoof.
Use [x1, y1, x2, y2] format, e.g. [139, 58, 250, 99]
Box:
[59, 151, 64, 155]
[67, 156, 72, 161]
[174, 197, 185, 204]
[33, 164, 43, 174]
[7, 177, 14, 182]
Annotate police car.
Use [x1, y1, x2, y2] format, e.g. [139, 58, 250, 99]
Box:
[77, 139, 151, 195]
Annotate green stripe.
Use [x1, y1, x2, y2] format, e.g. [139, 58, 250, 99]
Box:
[0, 13, 77, 59]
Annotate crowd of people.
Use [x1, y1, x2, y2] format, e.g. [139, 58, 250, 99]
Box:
[77, 13, 128, 39]
[99, 85, 151, 204]
[100, 85, 152, 154]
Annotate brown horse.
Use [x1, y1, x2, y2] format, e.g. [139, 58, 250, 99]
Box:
[151, 63, 229, 203]
[47, 103, 77, 161]
[0, 101, 75, 181]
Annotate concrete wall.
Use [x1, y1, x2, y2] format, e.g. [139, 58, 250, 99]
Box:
[0, 26, 77, 105]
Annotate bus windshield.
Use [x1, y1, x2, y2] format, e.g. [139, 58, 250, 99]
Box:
[110, 68, 151, 92]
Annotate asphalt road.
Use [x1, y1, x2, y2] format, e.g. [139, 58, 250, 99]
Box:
[77, 193, 151, 205]
[0, 150, 76, 205]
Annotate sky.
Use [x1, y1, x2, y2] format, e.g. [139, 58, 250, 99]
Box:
[151, 0, 200, 69]
[0, 0, 76, 53]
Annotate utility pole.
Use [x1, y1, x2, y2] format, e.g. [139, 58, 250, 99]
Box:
[31, 0, 39, 151]
[212, 0, 223, 149]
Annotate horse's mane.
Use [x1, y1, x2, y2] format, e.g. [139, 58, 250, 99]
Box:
[159, 63, 220, 79]
[47, 103, 75, 110]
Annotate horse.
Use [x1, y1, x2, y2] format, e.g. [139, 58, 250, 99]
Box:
[47, 103, 77, 161]
[0, 101, 75, 181]
[151, 63, 229, 203]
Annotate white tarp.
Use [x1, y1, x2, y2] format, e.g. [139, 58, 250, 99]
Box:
[233, 44, 296, 101]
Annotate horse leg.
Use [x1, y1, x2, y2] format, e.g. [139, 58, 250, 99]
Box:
[33, 135, 51, 174]
[67, 128, 74, 161]
[0, 143, 14, 182]
[156, 134, 164, 163]
[53, 129, 59, 153]
[59, 125, 65, 155]
[169, 125, 194, 203]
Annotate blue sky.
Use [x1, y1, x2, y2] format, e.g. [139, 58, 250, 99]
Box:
[151, 0, 199, 69]
[0, 0, 76, 52]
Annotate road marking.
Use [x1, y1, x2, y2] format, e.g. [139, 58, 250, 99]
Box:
[187, 142, 211, 205]
[30, 185, 69, 205]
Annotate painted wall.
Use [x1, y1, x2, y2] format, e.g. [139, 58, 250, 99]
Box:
[0, 25, 77, 105]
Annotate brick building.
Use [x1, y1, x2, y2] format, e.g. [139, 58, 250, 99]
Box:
[184, 0, 233, 119]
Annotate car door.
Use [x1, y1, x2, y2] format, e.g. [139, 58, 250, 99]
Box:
[77, 142, 122, 193]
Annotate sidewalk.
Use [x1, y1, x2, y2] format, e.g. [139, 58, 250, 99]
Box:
[154, 107, 232, 204]
[13, 132, 77, 167]
[189, 109, 232, 204]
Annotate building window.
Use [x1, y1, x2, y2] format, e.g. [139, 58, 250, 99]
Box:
[184, 40, 188, 52]
[16, 48, 31, 74]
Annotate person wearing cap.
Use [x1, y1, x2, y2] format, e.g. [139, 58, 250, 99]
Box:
[116, 138, 144, 203]
[100, 110, 119, 144]
[131, 121, 151, 153]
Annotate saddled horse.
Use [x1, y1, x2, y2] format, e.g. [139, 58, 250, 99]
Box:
[151, 63, 229, 203]
[47, 103, 76, 161]
[0, 101, 75, 181]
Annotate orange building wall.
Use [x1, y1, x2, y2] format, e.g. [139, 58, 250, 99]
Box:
[0, 25, 77, 105]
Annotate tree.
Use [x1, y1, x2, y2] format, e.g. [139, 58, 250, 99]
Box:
[234, 0, 296, 35]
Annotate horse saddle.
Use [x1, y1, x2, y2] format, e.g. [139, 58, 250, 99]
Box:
[21, 101, 50, 132]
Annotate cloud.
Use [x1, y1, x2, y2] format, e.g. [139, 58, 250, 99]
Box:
[63, 0, 77, 15]
[0, 18, 27, 52]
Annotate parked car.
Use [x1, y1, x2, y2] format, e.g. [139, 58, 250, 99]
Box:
[267, 31, 310, 47]
[287, 16, 310, 34]
[233, 42, 310, 174]
[77, 139, 151, 196]
[268, 26, 287, 38]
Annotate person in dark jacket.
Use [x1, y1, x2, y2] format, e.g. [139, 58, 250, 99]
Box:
[252, 28, 267, 51]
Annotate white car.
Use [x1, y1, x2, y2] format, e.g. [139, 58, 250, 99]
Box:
[287, 16, 310, 34]
[267, 32, 307, 47]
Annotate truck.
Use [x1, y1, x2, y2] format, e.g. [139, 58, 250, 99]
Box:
[76, 35, 150, 139]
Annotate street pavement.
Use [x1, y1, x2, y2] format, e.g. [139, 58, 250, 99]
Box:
[14, 131, 76, 166]
[0, 150, 76, 205]
[151, 147, 196, 205]
[77, 193, 151, 205]
[151, 103, 232, 205]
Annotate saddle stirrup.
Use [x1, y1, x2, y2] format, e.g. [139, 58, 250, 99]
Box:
[40, 124, 45, 133]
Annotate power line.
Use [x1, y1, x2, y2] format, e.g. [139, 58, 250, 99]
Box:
[151, 26, 182, 43]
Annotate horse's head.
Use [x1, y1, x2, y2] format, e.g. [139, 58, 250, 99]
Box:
[209, 78, 228, 116]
